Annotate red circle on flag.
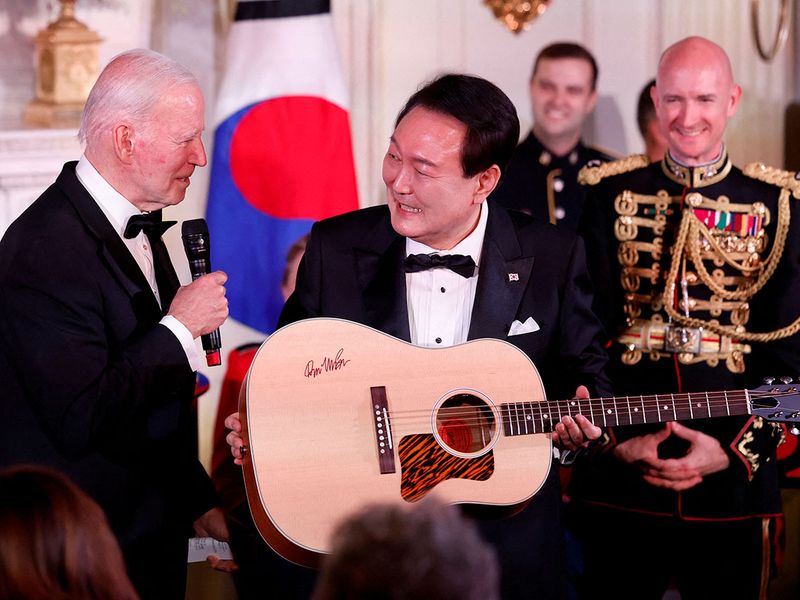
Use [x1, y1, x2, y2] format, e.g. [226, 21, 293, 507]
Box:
[229, 96, 358, 220]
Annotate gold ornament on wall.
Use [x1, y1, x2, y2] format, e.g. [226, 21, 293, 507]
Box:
[484, 0, 552, 34]
[25, 0, 103, 128]
[750, 0, 790, 62]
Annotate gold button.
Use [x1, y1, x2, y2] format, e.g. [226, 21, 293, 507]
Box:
[685, 192, 703, 207]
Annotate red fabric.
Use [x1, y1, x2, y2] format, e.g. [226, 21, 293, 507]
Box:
[211, 344, 259, 488]
[777, 423, 800, 484]
[230, 97, 358, 220]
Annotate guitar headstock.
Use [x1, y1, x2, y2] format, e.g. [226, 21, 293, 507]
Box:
[750, 377, 800, 434]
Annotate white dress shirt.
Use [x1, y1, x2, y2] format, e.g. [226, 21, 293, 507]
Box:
[405, 201, 488, 347]
[75, 156, 201, 371]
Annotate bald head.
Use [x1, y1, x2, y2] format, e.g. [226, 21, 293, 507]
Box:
[651, 36, 741, 165]
[657, 36, 735, 90]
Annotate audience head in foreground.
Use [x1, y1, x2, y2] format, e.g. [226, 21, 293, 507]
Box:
[0, 465, 139, 600]
[313, 498, 500, 600]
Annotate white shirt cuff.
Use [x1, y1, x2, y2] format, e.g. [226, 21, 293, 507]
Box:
[160, 315, 203, 372]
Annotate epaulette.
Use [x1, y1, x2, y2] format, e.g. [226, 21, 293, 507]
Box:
[578, 154, 650, 186]
[743, 162, 800, 199]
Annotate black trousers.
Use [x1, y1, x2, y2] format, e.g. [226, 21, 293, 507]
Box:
[571, 505, 773, 600]
[476, 466, 565, 600]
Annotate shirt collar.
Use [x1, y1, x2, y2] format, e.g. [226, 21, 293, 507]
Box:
[661, 146, 732, 188]
[406, 201, 489, 266]
[75, 155, 142, 238]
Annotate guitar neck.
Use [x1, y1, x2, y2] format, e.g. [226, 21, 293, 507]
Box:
[500, 390, 751, 436]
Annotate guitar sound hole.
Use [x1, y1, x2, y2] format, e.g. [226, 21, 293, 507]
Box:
[435, 393, 496, 455]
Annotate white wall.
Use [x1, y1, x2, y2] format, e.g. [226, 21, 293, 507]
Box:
[335, 0, 795, 206]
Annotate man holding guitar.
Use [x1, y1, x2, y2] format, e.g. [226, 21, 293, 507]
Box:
[226, 74, 611, 599]
[573, 36, 800, 599]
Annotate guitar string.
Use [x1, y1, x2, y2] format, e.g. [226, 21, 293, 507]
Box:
[382, 389, 787, 418]
[381, 390, 789, 429]
[387, 408, 752, 428]
[384, 391, 753, 418]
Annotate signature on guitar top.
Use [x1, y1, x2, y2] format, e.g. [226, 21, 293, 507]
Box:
[238, 318, 800, 567]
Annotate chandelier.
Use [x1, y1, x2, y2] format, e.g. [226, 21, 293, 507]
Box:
[484, 0, 552, 34]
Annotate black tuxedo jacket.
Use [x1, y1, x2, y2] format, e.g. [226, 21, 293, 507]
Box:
[278, 203, 610, 600]
[0, 162, 216, 599]
[280, 203, 610, 401]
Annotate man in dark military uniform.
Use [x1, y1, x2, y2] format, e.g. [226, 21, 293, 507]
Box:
[570, 36, 800, 599]
[491, 42, 613, 230]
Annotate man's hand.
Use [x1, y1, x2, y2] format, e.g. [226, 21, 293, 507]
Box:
[553, 385, 603, 451]
[613, 422, 730, 491]
[193, 507, 238, 573]
[224, 412, 246, 466]
[168, 271, 228, 338]
[193, 506, 230, 541]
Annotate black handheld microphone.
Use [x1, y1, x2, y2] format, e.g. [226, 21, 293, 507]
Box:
[181, 218, 222, 367]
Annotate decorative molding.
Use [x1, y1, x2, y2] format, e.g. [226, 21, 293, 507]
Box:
[0, 128, 81, 238]
[0, 128, 80, 158]
[0, 174, 60, 189]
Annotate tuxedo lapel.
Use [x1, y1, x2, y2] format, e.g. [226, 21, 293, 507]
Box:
[468, 207, 535, 340]
[56, 163, 163, 317]
[354, 214, 411, 342]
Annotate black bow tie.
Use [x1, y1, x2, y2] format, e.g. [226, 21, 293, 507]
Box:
[124, 211, 177, 239]
[403, 253, 476, 278]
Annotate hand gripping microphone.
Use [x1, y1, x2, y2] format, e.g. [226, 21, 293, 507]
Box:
[181, 218, 222, 367]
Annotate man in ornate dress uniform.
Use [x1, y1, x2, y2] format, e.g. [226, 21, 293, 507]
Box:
[491, 42, 613, 230]
[569, 36, 800, 599]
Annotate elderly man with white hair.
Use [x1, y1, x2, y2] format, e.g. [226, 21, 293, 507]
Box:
[0, 49, 229, 599]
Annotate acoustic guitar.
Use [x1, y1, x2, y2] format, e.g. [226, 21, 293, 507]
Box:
[239, 317, 800, 567]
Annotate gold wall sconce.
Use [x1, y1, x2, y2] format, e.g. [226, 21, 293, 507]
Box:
[750, 0, 790, 62]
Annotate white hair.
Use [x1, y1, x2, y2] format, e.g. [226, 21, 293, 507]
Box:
[78, 49, 199, 148]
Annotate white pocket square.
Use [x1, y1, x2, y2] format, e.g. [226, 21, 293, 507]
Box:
[508, 317, 540, 336]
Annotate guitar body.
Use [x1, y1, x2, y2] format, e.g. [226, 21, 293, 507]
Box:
[240, 318, 552, 567]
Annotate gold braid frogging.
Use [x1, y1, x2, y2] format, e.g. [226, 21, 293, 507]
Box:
[661, 189, 800, 342]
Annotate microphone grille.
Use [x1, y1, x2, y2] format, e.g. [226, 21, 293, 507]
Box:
[182, 218, 208, 236]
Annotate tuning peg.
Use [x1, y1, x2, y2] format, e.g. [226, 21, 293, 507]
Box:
[763, 377, 775, 384]
[780, 376, 793, 384]
[791, 426, 800, 436]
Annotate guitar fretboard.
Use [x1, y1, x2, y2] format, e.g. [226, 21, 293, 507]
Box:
[501, 390, 751, 436]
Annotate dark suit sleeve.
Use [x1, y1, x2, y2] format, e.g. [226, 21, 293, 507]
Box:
[0, 234, 194, 461]
[554, 234, 613, 400]
[577, 182, 622, 333]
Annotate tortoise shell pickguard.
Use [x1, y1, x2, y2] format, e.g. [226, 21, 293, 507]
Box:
[398, 434, 495, 501]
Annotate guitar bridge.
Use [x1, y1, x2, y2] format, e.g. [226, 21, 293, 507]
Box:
[370, 386, 395, 474]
